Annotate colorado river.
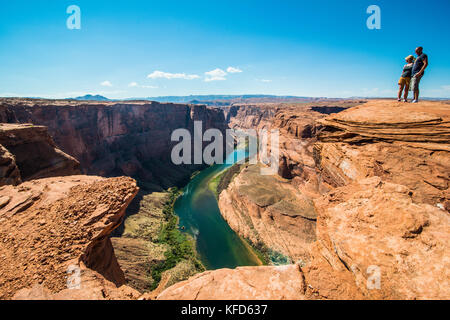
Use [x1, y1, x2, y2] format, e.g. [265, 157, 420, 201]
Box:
[174, 149, 262, 269]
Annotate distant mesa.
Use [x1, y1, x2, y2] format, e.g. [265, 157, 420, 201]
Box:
[71, 94, 110, 101]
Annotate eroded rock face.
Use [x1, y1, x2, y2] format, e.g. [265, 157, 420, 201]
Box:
[223, 104, 279, 129]
[305, 177, 450, 300]
[0, 144, 21, 186]
[0, 175, 139, 300]
[2, 98, 449, 300]
[13, 264, 141, 300]
[110, 191, 202, 293]
[0, 99, 226, 188]
[216, 103, 355, 264]
[158, 264, 306, 300]
[298, 100, 450, 299]
[222, 101, 359, 183]
[0, 123, 80, 185]
[315, 100, 450, 210]
[164, 100, 450, 300]
[219, 164, 317, 264]
[0, 105, 17, 123]
[317, 100, 450, 144]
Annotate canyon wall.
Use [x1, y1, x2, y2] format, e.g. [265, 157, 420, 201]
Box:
[222, 101, 362, 182]
[217, 102, 351, 263]
[0, 98, 227, 189]
[0, 119, 143, 299]
[0, 123, 80, 186]
[2, 98, 449, 300]
[161, 100, 450, 300]
[0, 98, 229, 299]
[1, 175, 140, 300]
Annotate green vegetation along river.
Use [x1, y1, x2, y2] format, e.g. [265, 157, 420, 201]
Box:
[174, 149, 262, 269]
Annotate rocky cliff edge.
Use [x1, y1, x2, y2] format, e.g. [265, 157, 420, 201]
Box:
[159, 100, 450, 300]
[0, 123, 80, 186]
[0, 176, 140, 300]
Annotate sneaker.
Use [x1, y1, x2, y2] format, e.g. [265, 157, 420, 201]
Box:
[403, 99, 408, 102]
[411, 100, 418, 103]
[397, 98, 401, 102]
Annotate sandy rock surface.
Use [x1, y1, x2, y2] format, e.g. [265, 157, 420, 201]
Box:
[163, 100, 450, 300]
[0, 175, 139, 299]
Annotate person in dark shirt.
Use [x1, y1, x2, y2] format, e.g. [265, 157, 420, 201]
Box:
[398, 55, 415, 102]
[410, 47, 429, 103]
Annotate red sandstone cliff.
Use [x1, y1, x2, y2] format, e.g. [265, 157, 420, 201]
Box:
[1, 98, 449, 300]
[0, 175, 140, 300]
[0, 144, 21, 186]
[217, 102, 354, 264]
[160, 100, 450, 300]
[0, 123, 80, 186]
[0, 117, 145, 299]
[0, 99, 227, 189]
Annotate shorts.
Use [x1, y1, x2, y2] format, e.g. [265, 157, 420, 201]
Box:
[410, 74, 423, 91]
[398, 77, 411, 87]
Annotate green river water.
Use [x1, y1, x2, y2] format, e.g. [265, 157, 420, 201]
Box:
[174, 149, 261, 270]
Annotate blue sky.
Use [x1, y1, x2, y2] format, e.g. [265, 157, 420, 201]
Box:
[0, 0, 449, 99]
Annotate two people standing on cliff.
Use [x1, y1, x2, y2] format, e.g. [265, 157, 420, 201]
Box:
[397, 47, 428, 103]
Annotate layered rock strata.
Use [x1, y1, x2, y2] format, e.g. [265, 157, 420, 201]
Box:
[161, 100, 450, 300]
[0, 175, 140, 300]
[0, 99, 227, 189]
[217, 102, 358, 263]
[158, 264, 306, 300]
[219, 164, 317, 264]
[314, 100, 450, 210]
[0, 123, 80, 186]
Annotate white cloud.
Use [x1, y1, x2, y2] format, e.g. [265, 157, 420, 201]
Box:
[441, 85, 450, 91]
[261, 79, 272, 83]
[100, 81, 113, 87]
[128, 82, 158, 89]
[147, 67, 242, 82]
[147, 71, 200, 80]
[204, 68, 227, 82]
[227, 66, 242, 73]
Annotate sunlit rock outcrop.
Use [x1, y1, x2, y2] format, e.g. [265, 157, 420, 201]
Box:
[0, 123, 80, 185]
[0, 176, 139, 300]
[162, 100, 450, 300]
